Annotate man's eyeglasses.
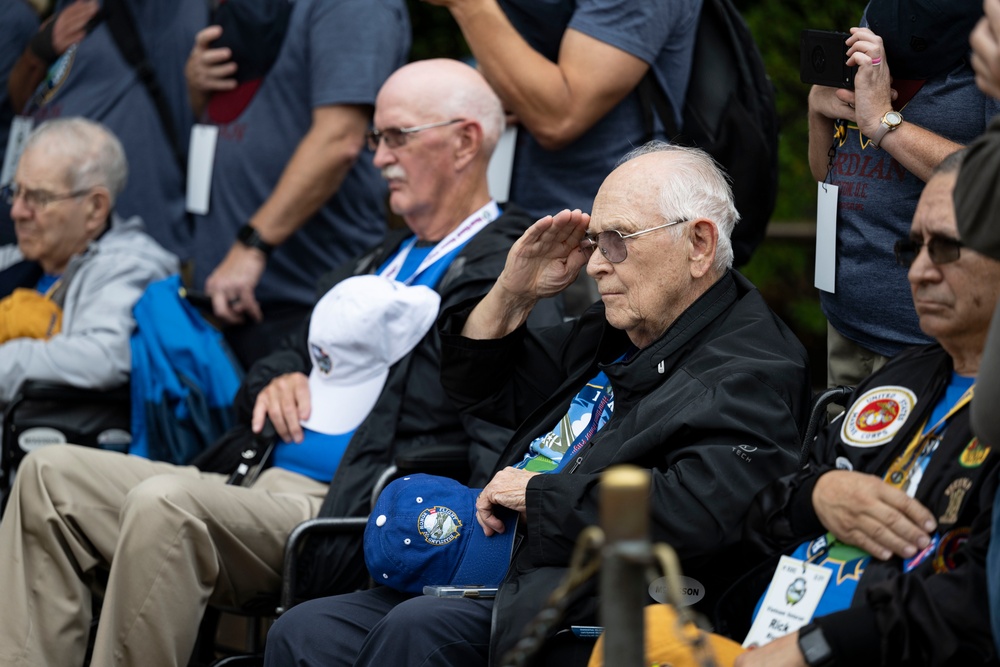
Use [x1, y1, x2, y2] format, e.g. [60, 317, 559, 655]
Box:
[1, 183, 93, 210]
[893, 235, 964, 268]
[580, 219, 692, 264]
[366, 118, 466, 151]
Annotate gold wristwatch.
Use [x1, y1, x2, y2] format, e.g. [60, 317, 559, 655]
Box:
[871, 109, 903, 149]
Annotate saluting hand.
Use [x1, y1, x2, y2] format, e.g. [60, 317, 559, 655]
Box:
[495, 208, 591, 303]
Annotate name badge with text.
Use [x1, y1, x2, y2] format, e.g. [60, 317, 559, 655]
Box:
[742, 555, 831, 648]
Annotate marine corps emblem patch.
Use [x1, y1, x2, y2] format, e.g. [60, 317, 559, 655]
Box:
[841, 386, 916, 447]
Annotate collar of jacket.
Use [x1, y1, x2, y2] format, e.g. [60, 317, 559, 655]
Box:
[602, 269, 740, 402]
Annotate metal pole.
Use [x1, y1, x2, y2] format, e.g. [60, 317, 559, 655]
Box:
[599, 465, 651, 667]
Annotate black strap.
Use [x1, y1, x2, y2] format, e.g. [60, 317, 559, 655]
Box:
[226, 419, 277, 486]
[99, 0, 187, 175]
[637, 71, 679, 143]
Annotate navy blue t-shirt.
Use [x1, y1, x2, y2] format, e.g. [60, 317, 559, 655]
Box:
[822, 58, 1000, 356]
[499, 0, 701, 218]
[192, 0, 411, 307]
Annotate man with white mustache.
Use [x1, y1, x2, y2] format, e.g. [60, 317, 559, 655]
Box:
[0, 58, 548, 667]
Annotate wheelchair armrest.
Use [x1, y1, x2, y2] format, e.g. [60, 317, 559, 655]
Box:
[394, 443, 469, 477]
[799, 385, 854, 467]
[11, 379, 130, 404]
[278, 516, 369, 614]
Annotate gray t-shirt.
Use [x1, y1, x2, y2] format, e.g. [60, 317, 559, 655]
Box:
[0, 0, 38, 159]
[192, 0, 410, 308]
[499, 0, 701, 217]
[822, 61, 1000, 357]
[0, 0, 38, 246]
[28, 0, 207, 260]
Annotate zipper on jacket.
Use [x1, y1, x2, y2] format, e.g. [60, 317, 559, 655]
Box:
[567, 456, 585, 474]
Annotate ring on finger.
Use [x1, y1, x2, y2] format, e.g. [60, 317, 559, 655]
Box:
[871, 56, 882, 66]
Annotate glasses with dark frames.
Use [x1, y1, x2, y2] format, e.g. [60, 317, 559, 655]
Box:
[365, 118, 466, 151]
[0, 183, 93, 211]
[580, 219, 693, 264]
[893, 235, 964, 268]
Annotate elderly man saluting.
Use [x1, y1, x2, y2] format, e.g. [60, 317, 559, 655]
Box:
[0, 117, 178, 403]
[265, 142, 812, 666]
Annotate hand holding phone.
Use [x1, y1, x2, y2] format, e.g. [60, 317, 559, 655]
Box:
[800, 30, 857, 90]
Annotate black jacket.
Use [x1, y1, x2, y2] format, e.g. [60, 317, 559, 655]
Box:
[742, 344, 999, 667]
[438, 270, 812, 663]
[205, 205, 550, 596]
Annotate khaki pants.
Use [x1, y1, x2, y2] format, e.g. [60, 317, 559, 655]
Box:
[827, 322, 890, 388]
[0, 444, 327, 667]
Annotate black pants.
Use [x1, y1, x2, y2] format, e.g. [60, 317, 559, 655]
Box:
[264, 586, 493, 667]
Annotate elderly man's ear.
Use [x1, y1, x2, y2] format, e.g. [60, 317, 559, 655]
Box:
[84, 187, 113, 232]
[453, 120, 484, 170]
[687, 218, 718, 279]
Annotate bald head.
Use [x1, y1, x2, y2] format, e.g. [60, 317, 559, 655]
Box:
[377, 59, 504, 156]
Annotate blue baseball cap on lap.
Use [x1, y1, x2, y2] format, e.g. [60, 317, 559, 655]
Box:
[364, 474, 518, 594]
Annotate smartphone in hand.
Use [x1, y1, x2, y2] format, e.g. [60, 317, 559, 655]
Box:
[800, 30, 857, 89]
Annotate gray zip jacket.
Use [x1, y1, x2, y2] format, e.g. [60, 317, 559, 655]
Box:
[0, 214, 178, 401]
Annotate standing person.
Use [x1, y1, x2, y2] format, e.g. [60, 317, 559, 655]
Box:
[263, 142, 812, 667]
[422, 0, 699, 221]
[0, 0, 38, 170]
[0, 1, 42, 244]
[807, 0, 1000, 388]
[6, 0, 208, 261]
[184, 0, 410, 367]
[956, 0, 1000, 652]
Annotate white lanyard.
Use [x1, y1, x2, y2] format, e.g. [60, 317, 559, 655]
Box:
[379, 201, 500, 284]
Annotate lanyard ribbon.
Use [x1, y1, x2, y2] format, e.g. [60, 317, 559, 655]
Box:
[884, 385, 974, 492]
[379, 201, 500, 284]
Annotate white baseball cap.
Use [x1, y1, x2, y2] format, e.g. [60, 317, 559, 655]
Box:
[300, 275, 441, 435]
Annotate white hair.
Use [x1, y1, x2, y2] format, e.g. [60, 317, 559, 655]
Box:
[23, 117, 128, 203]
[437, 88, 504, 156]
[617, 141, 740, 273]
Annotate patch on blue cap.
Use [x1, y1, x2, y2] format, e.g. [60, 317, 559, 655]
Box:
[364, 474, 518, 594]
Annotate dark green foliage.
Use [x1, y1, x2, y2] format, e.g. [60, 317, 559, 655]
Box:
[408, 1, 470, 61]
[743, 0, 865, 220]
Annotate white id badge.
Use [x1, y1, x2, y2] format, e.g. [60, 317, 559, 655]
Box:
[186, 123, 219, 215]
[1, 116, 34, 186]
[814, 182, 838, 293]
[742, 555, 831, 648]
[487, 125, 517, 203]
